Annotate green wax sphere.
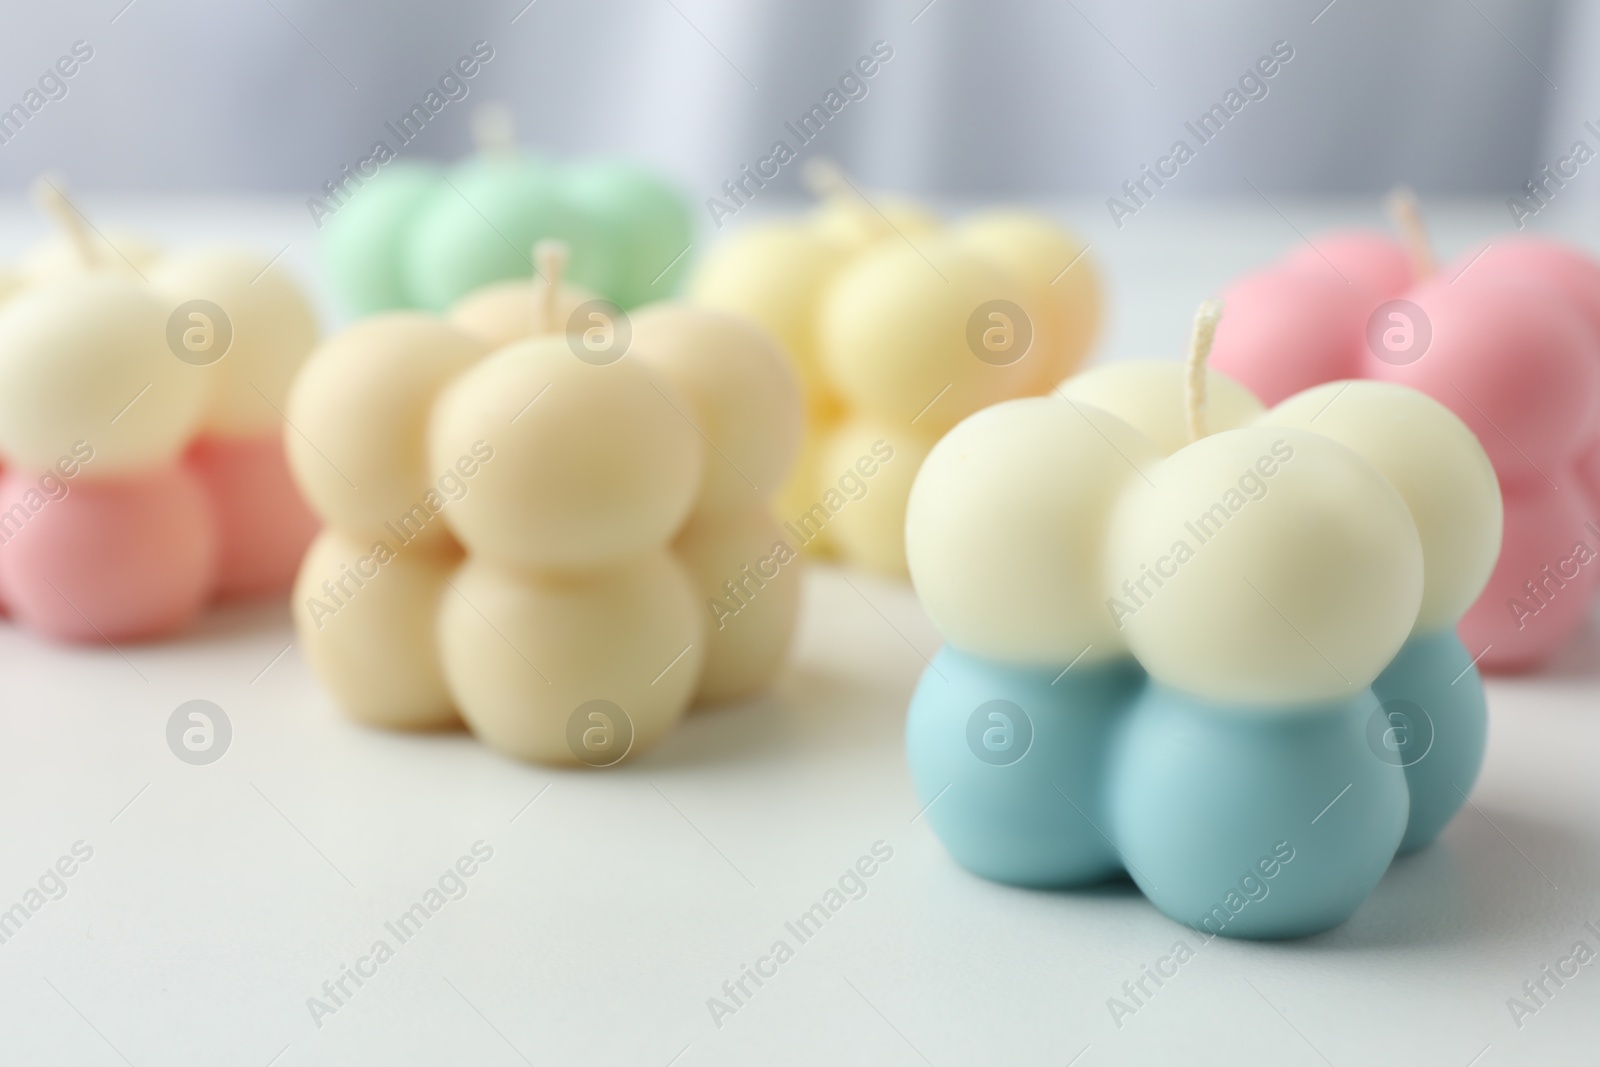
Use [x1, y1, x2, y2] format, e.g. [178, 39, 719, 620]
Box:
[561, 160, 694, 309]
[321, 163, 442, 314]
[401, 156, 596, 313]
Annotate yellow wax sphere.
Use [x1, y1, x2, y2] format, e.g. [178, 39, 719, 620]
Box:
[293, 529, 460, 730]
[688, 220, 850, 410]
[811, 194, 941, 253]
[149, 246, 319, 437]
[818, 235, 1037, 437]
[436, 550, 704, 765]
[285, 313, 488, 544]
[1105, 426, 1422, 705]
[814, 419, 929, 577]
[954, 210, 1101, 389]
[1056, 360, 1265, 455]
[672, 506, 801, 704]
[630, 303, 802, 517]
[906, 396, 1160, 665]
[23, 229, 162, 282]
[774, 406, 843, 557]
[428, 335, 702, 572]
[447, 276, 597, 350]
[1262, 380, 1502, 632]
[0, 275, 209, 476]
[0, 269, 26, 306]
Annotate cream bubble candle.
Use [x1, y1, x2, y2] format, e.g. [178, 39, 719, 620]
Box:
[690, 160, 1101, 575]
[1208, 189, 1600, 671]
[288, 242, 803, 766]
[904, 302, 1501, 938]
[0, 179, 318, 641]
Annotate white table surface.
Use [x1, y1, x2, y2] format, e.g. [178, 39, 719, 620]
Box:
[0, 196, 1598, 1067]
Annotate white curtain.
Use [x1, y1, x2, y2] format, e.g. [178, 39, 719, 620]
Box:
[0, 0, 1577, 202]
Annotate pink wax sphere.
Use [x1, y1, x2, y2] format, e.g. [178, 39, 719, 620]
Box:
[1361, 275, 1600, 488]
[185, 433, 319, 601]
[1458, 480, 1600, 671]
[1208, 267, 1367, 405]
[1282, 229, 1413, 300]
[0, 464, 217, 642]
[1209, 210, 1600, 672]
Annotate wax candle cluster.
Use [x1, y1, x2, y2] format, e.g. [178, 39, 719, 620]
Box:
[690, 162, 1100, 575]
[903, 305, 1502, 938]
[322, 106, 692, 317]
[1208, 190, 1600, 670]
[0, 181, 318, 642]
[287, 243, 802, 766]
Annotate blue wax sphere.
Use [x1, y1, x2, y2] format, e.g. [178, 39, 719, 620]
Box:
[1370, 629, 1488, 853]
[905, 646, 1144, 887]
[1105, 684, 1409, 939]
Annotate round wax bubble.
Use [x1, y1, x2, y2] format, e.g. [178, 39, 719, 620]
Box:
[1362, 275, 1600, 488]
[1208, 267, 1367, 406]
[0, 462, 216, 642]
[689, 220, 851, 414]
[1104, 426, 1422, 704]
[320, 163, 441, 313]
[906, 645, 1144, 887]
[1107, 683, 1408, 939]
[0, 275, 209, 477]
[185, 432, 319, 600]
[1263, 380, 1502, 632]
[818, 235, 1038, 437]
[293, 528, 460, 730]
[1369, 630, 1488, 853]
[906, 395, 1160, 666]
[427, 335, 701, 572]
[561, 160, 694, 309]
[953, 209, 1102, 390]
[436, 551, 703, 765]
[402, 157, 596, 312]
[1056, 360, 1264, 455]
[672, 506, 800, 705]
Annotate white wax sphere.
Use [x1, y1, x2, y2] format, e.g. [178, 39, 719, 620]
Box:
[428, 335, 702, 572]
[285, 313, 488, 543]
[1056, 360, 1265, 455]
[673, 506, 801, 704]
[0, 276, 208, 476]
[23, 229, 162, 282]
[436, 550, 703, 764]
[689, 221, 850, 411]
[815, 420, 930, 577]
[1104, 426, 1422, 705]
[819, 235, 1038, 437]
[1263, 380, 1503, 632]
[293, 529, 460, 729]
[630, 303, 802, 516]
[953, 209, 1101, 389]
[149, 246, 319, 437]
[447, 277, 597, 350]
[906, 395, 1161, 665]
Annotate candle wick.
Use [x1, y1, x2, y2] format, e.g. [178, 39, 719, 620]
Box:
[801, 156, 885, 234]
[471, 101, 518, 160]
[533, 239, 568, 336]
[31, 174, 98, 269]
[1386, 185, 1435, 280]
[800, 156, 849, 200]
[1185, 298, 1224, 443]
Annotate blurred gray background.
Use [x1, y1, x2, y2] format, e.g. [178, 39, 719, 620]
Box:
[0, 0, 1592, 209]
